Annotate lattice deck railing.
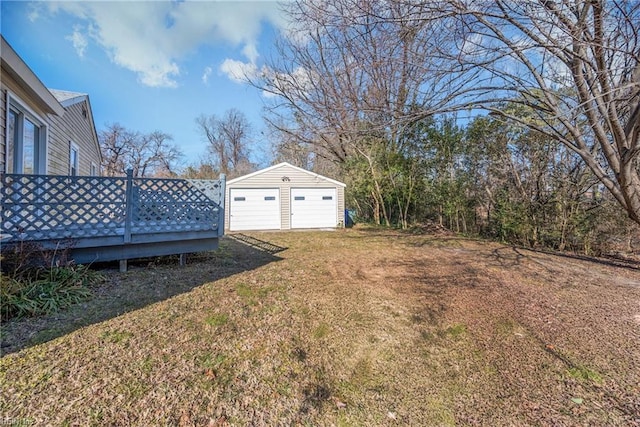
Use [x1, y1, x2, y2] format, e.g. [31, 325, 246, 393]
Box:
[1, 171, 225, 243]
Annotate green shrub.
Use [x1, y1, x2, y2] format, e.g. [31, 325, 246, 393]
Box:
[1, 265, 104, 320]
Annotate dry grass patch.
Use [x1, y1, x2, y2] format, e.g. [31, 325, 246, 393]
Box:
[1, 229, 639, 425]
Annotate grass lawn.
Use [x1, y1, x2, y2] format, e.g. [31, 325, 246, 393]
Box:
[1, 228, 639, 426]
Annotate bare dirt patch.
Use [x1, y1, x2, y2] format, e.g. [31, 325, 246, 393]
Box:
[1, 229, 639, 426]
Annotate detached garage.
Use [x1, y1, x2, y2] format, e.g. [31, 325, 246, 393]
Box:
[225, 162, 346, 231]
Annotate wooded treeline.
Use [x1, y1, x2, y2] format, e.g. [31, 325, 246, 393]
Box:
[255, 0, 639, 254]
[98, 109, 256, 180]
[343, 113, 634, 254]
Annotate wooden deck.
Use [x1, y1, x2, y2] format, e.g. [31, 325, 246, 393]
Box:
[1, 171, 226, 265]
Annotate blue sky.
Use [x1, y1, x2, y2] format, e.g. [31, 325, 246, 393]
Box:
[1, 1, 288, 169]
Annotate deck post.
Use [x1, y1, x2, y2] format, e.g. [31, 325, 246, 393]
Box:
[179, 253, 186, 266]
[119, 259, 128, 272]
[124, 169, 133, 244]
[218, 174, 226, 236]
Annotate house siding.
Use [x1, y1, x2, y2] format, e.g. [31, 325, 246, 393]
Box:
[0, 74, 52, 173]
[47, 100, 101, 175]
[0, 87, 5, 173]
[0, 74, 100, 175]
[225, 163, 345, 230]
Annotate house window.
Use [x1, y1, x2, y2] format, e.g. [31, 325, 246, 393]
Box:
[234, 197, 246, 201]
[90, 162, 98, 176]
[322, 196, 333, 200]
[264, 196, 276, 201]
[5, 96, 47, 174]
[70, 142, 79, 176]
[294, 196, 305, 201]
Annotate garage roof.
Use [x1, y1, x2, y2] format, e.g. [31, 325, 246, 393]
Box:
[228, 162, 346, 187]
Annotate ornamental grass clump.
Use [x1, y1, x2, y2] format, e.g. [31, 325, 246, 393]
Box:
[1, 265, 104, 320]
[1, 249, 104, 320]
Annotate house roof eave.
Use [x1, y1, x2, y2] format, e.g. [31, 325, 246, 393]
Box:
[83, 95, 103, 163]
[1, 36, 65, 116]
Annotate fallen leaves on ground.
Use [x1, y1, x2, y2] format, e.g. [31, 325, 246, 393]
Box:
[1, 229, 639, 426]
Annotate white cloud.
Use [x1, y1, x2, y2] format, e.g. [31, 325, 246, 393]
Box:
[45, 1, 288, 88]
[279, 66, 314, 94]
[27, 3, 41, 22]
[219, 40, 262, 84]
[460, 32, 484, 58]
[66, 26, 88, 58]
[220, 59, 259, 84]
[242, 43, 260, 64]
[259, 65, 313, 99]
[202, 66, 212, 85]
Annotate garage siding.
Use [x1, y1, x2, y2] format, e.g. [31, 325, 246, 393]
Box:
[225, 163, 345, 231]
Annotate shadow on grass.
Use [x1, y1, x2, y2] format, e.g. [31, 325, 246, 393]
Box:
[530, 247, 640, 271]
[486, 246, 528, 269]
[227, 233, 288, 254]
[487, 245, 640, 272]
[0, 235, 286, 356]
[390, 256, 485, 328]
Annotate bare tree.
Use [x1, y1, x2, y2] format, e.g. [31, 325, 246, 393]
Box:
[261, 0, 463, 156]
[257, 0, 472, 225]
[129, 131, 182, 177]
[219, 109, 253, 174]
[99, 124, 182, 177]
[195, 109, 254, 178]
[195, 114, 227, 175]
[423, 0, 640, 223]
[256, 0, 639, 226]
[182, 161, 219, 180]
[99, 123, 136, 177]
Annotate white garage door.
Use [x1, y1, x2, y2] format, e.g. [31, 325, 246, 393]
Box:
[229, 188, 280, 231]
[290, 188, 337, 229]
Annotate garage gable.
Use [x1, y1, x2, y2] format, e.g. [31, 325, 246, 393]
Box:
[227, 162, 346, 188]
